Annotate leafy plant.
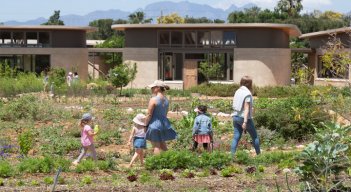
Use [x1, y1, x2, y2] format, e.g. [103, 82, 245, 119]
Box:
[127, 169, 138, 182]
[220, 165, 243, 177]
[159, 169, 175, 181]
[75, 160, 96, 173]
[181, 169, 195, 178]
[0, 95, 39, 121]
[108, 62, 137, 95]
[139, 171, 152, 184]
[81, 175, 93, 185]
[0, 160, 14, 177]
[17, 156, 55, 173]
[18, 131, 33, 156]
[295, 122, 351, 191]
[43, 177, 54, 185]
[30, 180, 40, 186]
[0, 178, 4, 186]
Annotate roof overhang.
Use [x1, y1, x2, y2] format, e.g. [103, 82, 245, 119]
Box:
[300, 27, 351, 39]
[111, 23, 302, 37]
[0, 25, 97, 32]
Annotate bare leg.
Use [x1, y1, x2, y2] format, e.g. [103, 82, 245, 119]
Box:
[138, 149, 144, 166]
[73, 147, 88, 164]
[160, 142, 168, 151]
[88, 144, 98, 161]
[128, 151, 139, 168]
[151, 142, 162, 155]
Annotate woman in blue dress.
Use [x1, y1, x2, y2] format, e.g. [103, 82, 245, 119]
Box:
[145, 80, 177, 154]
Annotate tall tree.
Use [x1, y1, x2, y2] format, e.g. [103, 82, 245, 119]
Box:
[128, 11, 152, 24]
[157, 13, 184, 24]
[42, 10, 64, 25]
[88, 19, 115, 40]
[275, 0, 303, 17]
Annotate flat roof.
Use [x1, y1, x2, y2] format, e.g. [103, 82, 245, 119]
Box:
[111, 23, 302, 37]
[0, 25, 96, 32]
[300, 27, 351, 39]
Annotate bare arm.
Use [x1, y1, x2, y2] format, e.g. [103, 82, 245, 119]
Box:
[242, 101, 250, 130]
[87, 130, 96, 136]
[128, 128, 136, 145]
[145, 98, 156, 126]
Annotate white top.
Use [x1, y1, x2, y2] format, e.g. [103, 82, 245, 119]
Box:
[134, 125, 146, 138]
[233, 86, 253, 119]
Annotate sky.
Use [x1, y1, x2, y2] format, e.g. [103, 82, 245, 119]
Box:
[1, 0, 351, 22]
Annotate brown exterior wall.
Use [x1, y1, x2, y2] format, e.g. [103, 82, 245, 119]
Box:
[0, 48, 88, 80]
[124, 28, 289, 48]
[123, 48, 158, 88]
[51, 30, 86, 48]
[233, 48, 291, 87]
[309, 33, 351, 49]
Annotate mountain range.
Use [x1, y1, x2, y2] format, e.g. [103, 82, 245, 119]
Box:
[3, 1, 256, 26]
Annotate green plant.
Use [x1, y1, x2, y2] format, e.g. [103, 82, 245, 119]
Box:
[30, 180, 40, 186]
[0, 160, 14, 177]
[220, 165, 243, 177]
[139, 171, 152, 184]
[108, 62, 137, 95]
[18, 131, 33, 156]
[199, 151, 232, 169]
[43, 177, 54, 185]
[16, 180, 25, 187]
[159, 169, 175, 181]
[96, 159, 116, 171]
[0, 95, 39, 121]
[196, 169, 210, 177]
[75, 160, 96, 173]
[234, 150, 251, 165]
[49, 68, 66, 87]
[0, 178, 4, 186]
[17, 156, 57, 174]
[81, 175, 93, 185]
[295, 122, 351, 191]
[145, 150, 196, 170]
[181, 169, 195, 178]
[198, 61, 222, 82]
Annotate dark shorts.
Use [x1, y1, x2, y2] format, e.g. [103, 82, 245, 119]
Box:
[133, 137, 146, 149]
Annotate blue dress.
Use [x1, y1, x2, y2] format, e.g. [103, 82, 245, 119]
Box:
[146, 96, 177, 142]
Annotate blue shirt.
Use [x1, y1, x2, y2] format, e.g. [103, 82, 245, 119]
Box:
[192, 114, 212, 135]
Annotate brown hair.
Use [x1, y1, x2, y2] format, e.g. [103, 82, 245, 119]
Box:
[79, 119, 90, 128]
[240, 76, 253, 91]
[160, 85, 170, 92]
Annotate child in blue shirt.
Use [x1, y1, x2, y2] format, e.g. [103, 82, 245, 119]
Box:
[192, 105, 213, 151]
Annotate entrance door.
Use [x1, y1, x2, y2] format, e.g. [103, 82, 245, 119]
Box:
[183, 60, 198, 89]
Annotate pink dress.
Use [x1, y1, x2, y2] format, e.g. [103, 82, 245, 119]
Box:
[194, 135, 211, 144]
[81, 125, 94, 147]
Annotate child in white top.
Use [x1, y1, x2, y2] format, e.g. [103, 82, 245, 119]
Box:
[128, 113, 147, 167]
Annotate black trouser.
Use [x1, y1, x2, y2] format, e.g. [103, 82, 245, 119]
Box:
[192, 141, 208, 150]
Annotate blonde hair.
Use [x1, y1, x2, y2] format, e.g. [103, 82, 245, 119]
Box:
[240, 76, 253, 91]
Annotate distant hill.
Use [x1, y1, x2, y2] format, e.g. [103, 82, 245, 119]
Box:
[3, 1, 256, 26]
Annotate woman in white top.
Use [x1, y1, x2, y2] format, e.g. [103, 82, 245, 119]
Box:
[128, 113, 147, 167]
[231, 76, 260, 155]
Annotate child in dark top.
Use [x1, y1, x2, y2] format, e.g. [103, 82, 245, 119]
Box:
[192, 105, 213, 151]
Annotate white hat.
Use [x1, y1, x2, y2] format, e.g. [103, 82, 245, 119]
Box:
[68, 72, 73, 75]
[133, 113, 146, 126]
[147, 80, 167, 88]
[194, 108, 200, 113]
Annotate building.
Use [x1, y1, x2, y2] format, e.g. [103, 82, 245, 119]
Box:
[0, 25, 95, 79]
[111, 23, 301, 89]
[300, 27, 351, 87]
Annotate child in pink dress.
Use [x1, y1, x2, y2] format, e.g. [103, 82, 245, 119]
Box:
[73, 113, 97, 165]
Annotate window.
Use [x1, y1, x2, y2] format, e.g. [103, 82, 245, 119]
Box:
[13, 32, 25, 47]
[171, 31, 183, 46]
[317, 56, 349, 79]
[26, 32, 38, 47]
[38, 32, 50, 47]
[0, 31, 11, 46]
[184, 31, 196, 46]
[210, 31, 223, 47]
[159, 31, 170, 46]
[203, 53, 233, 81]
[197, 31, 210, 47]
[223, 31, 236, 46]
[159, 52, 183, 81]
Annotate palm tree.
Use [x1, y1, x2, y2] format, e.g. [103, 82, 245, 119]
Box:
[128, 11, 152, 24]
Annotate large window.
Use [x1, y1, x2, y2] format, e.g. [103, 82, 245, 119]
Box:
[171, 31, 183, 46]
[184, 31, 196, 47]
[159, 31, 170, 46]
[223, 31, 236, 46]
[210, 31, 223, 47]
[0, 31, 50, 47]
[197, 31, 210, 47]
[159, 52, 183, 81]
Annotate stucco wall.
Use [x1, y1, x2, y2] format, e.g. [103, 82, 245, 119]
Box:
[0, 48, 88, 80]
[123, 48, 158, 88]
[233, 48, 291, 87]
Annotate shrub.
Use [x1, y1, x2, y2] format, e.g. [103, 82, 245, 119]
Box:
[0, 160, 14, 177]
[80, 175, 93, 185]
[75, 160, 96, 173]
[295, 122, 351, 191]
[43, 177, 54, 185]
[220, 166, 243, 177]
[189, 83, 239, 97]
[0, 73, 43, 97]
[199, 151, 232, 169]
[18, 131, 33, 156]
[0, 178, 4, 186]
[0, 95, 39, 121]
[139, 171, 152, 184]
[96, 159, 116, 171]
[17, 157, 53, 173]
[234, 150, 251, 165]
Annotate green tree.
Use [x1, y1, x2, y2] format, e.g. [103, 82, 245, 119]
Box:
[157, 13, 185, 24]
[184, 16, 213, 23]
[96, 36, 124, 65]
[320, 33, 351, 80]
[198, 61, 222, 82]
[108, 62, 137, 95]
[87, 19, 115, 40]
[128, 11, 152, 24]
[214, 19, 225, 23]
[275, 0, 303, 17]
[42, 10, 64, 25]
